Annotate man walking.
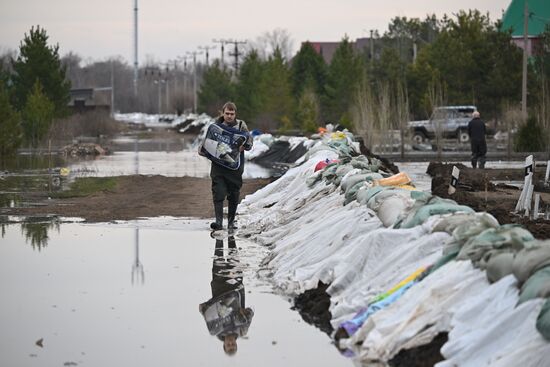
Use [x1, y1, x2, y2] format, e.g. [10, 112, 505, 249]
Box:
[468, 111, 487, 169]
[200, 102, 253, 230]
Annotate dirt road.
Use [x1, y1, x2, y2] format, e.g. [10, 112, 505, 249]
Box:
[7, 175, 273, 222]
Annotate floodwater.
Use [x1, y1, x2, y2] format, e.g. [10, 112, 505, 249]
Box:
[396, 160, 530, 192]
[0, 217, 351, 367]
[66, 150, 272, 179]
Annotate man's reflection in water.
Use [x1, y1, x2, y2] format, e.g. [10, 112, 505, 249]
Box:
[199, 236, 254, 355]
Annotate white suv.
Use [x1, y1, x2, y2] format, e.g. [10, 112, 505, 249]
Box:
[408, 106, 477, 144]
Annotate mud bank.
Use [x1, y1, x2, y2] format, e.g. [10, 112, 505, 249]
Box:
[4, 176, 273, 222]
[428, 162, 550, 239]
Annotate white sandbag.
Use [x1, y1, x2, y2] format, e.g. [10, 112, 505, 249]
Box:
[350, 261, 488, 363]
[438, 276, 549, 367]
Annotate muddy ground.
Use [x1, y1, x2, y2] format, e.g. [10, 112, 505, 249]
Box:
[429, 162, 550, 239]
[5, 175, 273, 222]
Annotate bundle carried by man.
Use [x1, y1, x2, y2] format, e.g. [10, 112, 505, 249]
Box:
[200, 122, 250, 170]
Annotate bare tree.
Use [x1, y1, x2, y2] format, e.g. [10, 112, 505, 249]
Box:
[395, 81, 410, 159]
[427, 77, 446, 159]
[538, 75, 550, 159]
[248, 28, 294, 60]
[502, 103, 523, 159]
[377, 82, 392, 154]
[352, 71, 377, 149]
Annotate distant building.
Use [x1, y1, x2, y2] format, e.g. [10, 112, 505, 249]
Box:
[305, 38, 376, 64]
[502, 0, 550, 56]
[68, 88, 110, 114]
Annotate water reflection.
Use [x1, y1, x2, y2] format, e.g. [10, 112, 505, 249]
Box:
[131, 227, 145, 285]
[199, 236, 254, 355]
[20, 218, 60, 250]
[0, 153, 67, 171]
[0, 193, 21, 208]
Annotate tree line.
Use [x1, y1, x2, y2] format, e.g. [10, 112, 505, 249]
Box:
[2, 10, 550, 156]
[198, 10, 550, 149]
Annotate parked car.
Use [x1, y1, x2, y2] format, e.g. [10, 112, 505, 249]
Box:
[408, 106, 477, 144]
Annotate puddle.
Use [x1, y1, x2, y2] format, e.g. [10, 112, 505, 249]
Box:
[396, 160, 530, 193]
[67, 150, 273, 179]
[0, 218, 350, 366]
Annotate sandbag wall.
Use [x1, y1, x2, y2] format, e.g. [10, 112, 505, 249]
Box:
[237, 134, 550, 366]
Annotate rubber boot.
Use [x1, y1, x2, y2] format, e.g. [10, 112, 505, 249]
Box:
[471, 159, 477, 169]
[479, 158, 486, 169]
[210, 200, 224, 230]
[227, 195, 239, 230]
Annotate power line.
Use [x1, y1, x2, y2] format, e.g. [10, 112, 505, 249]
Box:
[198, 45, 216, 67]
[227, 40, 247, 72]
[212, 39, 233, 67]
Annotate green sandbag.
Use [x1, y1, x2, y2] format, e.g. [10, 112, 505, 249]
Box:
[456, 225, 533, 264]
[332, 164, 355, 186]
[344, 181, 366, 205]
[341, 172, 383, 193]
[512, 240, 550, 283]
[518, 265, 550, 304]
[483, 252, 515, 283]
[398, 202, 474, 229]
[536, 298, 550, 341]
[321, 164, 340, 183]
[350, 155, 372, 170]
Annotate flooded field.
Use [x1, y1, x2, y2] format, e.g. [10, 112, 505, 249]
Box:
[0, 217, 350, 367]
[66, 150, 272, 179]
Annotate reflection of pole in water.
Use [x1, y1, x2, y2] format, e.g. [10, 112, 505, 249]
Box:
[134, 137, 139, 175]
[131, 227, 145, 285]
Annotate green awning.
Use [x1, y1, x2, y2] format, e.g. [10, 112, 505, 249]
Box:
[502, 0, 550, 37]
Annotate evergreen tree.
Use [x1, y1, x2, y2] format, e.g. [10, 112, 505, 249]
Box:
[235, 50, 266, 124]
[0, 81, 23, 156]
[323, 37, 364, 126]
[262, 48, 295, 131]
[197, 60, 235, 116]
[290, 42, 327, 99]
[21, 80, 54, 147]
[407, 10, 522, 119]
[297, 88, 320, 133]
[369, 47, 408, 85]
[482, 24, 522, 117]
[12, 25, 71, 117]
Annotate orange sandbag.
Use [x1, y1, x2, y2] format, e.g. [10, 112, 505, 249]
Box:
[376, 172, 412, 186]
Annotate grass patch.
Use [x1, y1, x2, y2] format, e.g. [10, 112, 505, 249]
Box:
[52, 177, 118, 198]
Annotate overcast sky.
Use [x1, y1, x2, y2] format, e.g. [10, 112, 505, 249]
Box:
[1, 0, 510, 64]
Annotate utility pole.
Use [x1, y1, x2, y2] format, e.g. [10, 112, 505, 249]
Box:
[111, 60, 115, 116]
[213, 39, 232, 67]
[178, 55, 191, 113]
[186, 50, 203, 113]
[521, 0, 529, 118]
[228, 40, 247, 72]
[199, 45, 216, 67]
[154, 79, 165, 114]
[133, 0, 139, 97]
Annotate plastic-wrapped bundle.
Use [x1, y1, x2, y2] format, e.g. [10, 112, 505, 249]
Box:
[200, 122, 250, 170]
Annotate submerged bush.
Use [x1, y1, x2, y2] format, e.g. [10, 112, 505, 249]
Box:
[49, 110, 125, 141]
[514, 116, 546, 152]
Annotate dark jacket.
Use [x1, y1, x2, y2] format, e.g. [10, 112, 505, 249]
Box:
[468, 117, 486, 142]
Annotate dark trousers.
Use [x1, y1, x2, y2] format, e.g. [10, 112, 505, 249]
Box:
[470, 140, 487, 169]
[210, 162, 243, 213]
